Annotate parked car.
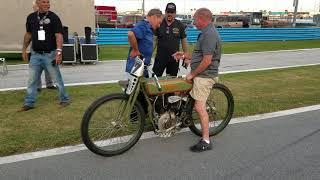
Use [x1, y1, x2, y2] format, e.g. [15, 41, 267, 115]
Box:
[181, 19, 194, 29]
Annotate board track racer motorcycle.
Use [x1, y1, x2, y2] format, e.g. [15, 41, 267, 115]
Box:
[81, 56, 234, 156]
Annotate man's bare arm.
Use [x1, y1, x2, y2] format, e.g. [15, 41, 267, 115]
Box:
[22, 32, 32, 51]
[181, 38, 188, 53]
[55, 33, 63, 50]
[128, 31, 141, 58]
[128, 31, 139, 51]
[55, 33, 63, 64]
[22, 32, 32, 61]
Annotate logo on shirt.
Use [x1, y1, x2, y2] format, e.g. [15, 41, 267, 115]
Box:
[43, 18, 51, 24]
[173, 28, 180, 35]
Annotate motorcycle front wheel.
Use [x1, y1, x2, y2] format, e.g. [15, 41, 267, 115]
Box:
[81, 93, 145, 156]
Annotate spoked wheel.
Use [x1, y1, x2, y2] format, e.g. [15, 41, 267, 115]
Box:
[189, 83, 234, 136]
[81, 93, 145, 156]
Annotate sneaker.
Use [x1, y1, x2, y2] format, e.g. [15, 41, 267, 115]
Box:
[47, 86, 57, 90]
[190, 139, 212, 152]
[18, 105, 34, 112]
[59, 102, 70, 107]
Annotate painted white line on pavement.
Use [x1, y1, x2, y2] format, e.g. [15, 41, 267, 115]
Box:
[6, 48, 320, 66]
[0, 104, 319, 165]
[230, 105, 320, 124]
[1, 63, 320, 92]
[0, 81, 119, 92]
[93, 48, 320, 61]
[221, 63, 320, 74]
[222, 48, 320, 56]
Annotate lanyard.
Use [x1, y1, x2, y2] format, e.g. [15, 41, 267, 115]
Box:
[37, 11, 49, 26]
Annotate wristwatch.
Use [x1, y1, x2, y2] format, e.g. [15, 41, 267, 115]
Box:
[56, 48, 62, 55]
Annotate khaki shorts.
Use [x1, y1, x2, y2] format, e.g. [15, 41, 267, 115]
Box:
[190, 77, 218, 101]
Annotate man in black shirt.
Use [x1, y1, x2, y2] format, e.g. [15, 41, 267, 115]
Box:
[20, 0, 69, 111]
[152, 2, 189, 77]
[32, 0, 55, 91]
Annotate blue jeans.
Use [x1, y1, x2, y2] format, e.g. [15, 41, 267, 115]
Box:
[37, 67, 54, 89]
[24, 51, 69, 107]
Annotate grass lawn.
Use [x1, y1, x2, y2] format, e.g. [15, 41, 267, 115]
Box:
[1, 40, 320, 63]
[0, 65, 319, 156]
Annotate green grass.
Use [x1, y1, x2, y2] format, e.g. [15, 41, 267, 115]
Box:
[224, 66, 320, 116]
[2, 40, 320, 63]
[222, 39, 320, 54]
[0, 65, 319, 156]
[0, 53, 27, 65]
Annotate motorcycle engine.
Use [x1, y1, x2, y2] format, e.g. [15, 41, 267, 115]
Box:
[153, 94, 185, 137]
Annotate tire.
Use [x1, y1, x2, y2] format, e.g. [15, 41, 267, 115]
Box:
[189, 83, 234, 137]
[81, 93, 145, 156]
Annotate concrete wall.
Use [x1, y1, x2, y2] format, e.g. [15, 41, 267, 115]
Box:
[0, 0, 95, 51]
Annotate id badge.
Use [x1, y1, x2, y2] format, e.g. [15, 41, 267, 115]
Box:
[38, 30, 46, 41]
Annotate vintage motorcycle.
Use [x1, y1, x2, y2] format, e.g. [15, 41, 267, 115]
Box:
[81, 57, 234, 156]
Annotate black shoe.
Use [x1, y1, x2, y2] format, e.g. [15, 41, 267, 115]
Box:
[190, 139, 212, 152]
[37, 88, 42, 92]
[47, 86, 57, 90]
[18, 105, 34, 112]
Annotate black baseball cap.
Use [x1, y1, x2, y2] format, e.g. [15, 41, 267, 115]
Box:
[165, 2, 176, 13]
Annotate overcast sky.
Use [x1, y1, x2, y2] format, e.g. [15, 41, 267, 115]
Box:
[94, 0, 320, 14]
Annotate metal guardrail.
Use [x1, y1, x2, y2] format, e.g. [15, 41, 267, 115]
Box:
[96, 27, 320, 45]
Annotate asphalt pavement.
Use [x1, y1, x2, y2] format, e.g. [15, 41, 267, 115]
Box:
[0, 109, 319, 180]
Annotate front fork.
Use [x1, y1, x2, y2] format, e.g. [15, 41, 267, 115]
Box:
[122, 79, 158, 133]
[122, 80, 141, 120]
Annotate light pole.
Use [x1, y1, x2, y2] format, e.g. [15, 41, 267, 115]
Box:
[292, 0, 299, 27]
[142, 0, 145, 16]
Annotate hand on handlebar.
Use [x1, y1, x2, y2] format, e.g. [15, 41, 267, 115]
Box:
[172, 52, 191, 69]
[172, 52, 184, 61]
[172, 52, 191, 61]
[186, 73, 195, 82]
[130, 50, 141, 59]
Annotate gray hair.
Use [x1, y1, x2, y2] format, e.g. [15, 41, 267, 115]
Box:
[33, 0, 39, 11]
[194, 8, 213, 21]
[147, 8, 163, 17]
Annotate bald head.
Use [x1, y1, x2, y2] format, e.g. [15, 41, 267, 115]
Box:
[194, 8, 212, 22]
[192, 8, 213, 30]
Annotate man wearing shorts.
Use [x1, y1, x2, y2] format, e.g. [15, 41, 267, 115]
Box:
[173, 8, 221, 152]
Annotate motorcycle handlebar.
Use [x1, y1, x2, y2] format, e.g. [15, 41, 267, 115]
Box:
[146, 66, 162, 92]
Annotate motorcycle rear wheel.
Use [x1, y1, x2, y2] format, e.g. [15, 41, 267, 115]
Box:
[188, 83, 234, 137]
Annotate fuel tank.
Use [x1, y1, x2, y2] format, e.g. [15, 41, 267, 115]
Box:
[145, 77, 192, 96]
